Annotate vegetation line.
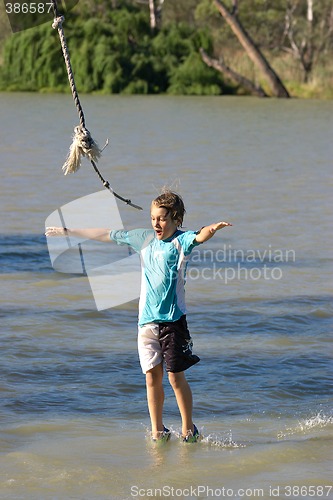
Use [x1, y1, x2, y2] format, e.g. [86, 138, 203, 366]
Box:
[0, 0, 332, 98]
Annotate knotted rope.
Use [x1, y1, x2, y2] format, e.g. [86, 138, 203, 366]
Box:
[50, 2, 142, 210]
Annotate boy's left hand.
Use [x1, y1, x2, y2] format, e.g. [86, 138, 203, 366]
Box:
[210, 221, 232, 233]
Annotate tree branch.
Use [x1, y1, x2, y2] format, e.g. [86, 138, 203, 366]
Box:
[200, 48, 267, 97]
[214, 0, 290, 97]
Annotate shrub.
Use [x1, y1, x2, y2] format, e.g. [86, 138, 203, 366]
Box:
[0, 6, 224, 95]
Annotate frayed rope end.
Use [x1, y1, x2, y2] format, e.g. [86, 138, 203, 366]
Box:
[62, 126, 102, 175]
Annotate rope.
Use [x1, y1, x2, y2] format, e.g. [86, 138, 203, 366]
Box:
[50, 1, 142, 210]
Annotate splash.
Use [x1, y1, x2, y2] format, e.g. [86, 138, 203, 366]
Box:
[144, 426, 246, 448]
[201, 430, 246, 449]
[298, 412, 333, 431]
[278, 411, 333, 439]
[171, 427, 245, 448]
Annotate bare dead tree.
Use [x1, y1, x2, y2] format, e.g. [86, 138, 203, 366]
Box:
[282, 0, 333, 82]
[136, 0, 164, 30]
[200, 48, 267, 97]
[212, 0, 290, 97]
[283, 0, 313, 82]
[149, 0, 157, 29]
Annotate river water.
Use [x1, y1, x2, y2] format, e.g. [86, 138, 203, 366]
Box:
[0, 93, 332, 500]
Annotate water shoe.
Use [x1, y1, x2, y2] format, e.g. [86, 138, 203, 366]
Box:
[152, 426, 171, 443]
[183, 424, 200, 443]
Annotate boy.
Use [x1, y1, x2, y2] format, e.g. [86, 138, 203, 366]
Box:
[46, 191, 231, 442]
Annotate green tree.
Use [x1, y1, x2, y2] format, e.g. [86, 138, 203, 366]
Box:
[0, 3, 13, 54]
[0, 4, 225, 95]
[1, 1, 332, 96]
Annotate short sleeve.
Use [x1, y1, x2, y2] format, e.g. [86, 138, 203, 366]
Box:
[177, 230, 201, 256]
[110, 228, 154, 253]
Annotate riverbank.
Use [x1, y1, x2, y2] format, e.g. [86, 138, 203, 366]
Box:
[0, 8, 332, 99]
[1, 50, 332, 99]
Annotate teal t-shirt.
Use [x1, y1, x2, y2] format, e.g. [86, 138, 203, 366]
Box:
[109, 228, 201, 326]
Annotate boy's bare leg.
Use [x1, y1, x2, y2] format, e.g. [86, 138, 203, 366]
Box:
[168, 371, 194, 437]
[146, 362, 165, 439]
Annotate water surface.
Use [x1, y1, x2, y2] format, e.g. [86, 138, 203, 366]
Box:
[0, 94, 332, 499]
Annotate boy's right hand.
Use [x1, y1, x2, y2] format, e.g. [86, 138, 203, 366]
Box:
[45, 227, 67, 237]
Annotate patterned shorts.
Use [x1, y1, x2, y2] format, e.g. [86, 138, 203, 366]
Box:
[138, 315, 200, 374]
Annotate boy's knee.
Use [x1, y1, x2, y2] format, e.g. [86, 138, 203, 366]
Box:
[146, 364, 163, 386]
[168, 371, 185, 389]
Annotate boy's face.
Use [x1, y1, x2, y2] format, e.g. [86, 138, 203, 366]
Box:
[151, 205, 178, 240]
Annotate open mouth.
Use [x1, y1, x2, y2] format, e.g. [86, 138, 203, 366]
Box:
[155, 229, 162, 237]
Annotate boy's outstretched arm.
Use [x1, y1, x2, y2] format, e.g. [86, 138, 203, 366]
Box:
[45, 227, 111, 242]
[195, 221, 232, 244]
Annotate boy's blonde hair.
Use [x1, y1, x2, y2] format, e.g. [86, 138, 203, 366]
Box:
[152, 190, 186, 227]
